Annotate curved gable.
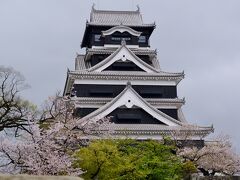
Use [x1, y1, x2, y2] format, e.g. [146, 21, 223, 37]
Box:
[102, 25, 142, 37]
[79, 83, 182, 126]
[88, 44, 159, 73]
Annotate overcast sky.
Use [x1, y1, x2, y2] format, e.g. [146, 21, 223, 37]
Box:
[0, 0, 240, 151]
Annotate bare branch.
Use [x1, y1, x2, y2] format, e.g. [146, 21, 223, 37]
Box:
[0, 66, 34, 135]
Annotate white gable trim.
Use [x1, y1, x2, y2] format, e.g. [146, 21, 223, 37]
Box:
[80, 84, 182, 126]
[102, 25, 142, 37]
[88, 45, 159, 73]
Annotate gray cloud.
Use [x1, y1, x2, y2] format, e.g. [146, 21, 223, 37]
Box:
[0, 0, 239, 151]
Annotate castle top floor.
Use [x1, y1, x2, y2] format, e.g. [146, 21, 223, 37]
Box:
[81, 5, 156, 48]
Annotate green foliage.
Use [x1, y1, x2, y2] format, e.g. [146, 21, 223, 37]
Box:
[181, 161, 197, 177]
[73, 139, 197, 180]
[163, 136, 176, 146]
[73, 140, 122, 180]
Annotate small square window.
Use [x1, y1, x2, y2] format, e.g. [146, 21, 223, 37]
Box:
[138, 35, 146, 43]
[94, 34, 101, 42]
[111, 36, 121, 41]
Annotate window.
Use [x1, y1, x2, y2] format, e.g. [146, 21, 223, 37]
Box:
[111, 36, 131, 41]
[138, 35, 146, 43]
[94, 34, 101, 42]
[122, 37, 131, 41]
[111, 36, 121, 41]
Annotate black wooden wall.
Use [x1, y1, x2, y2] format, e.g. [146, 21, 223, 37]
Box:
[73, 84, 177, 98]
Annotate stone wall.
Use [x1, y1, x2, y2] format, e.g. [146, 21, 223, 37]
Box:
[190, 175, 240, 180]
[0, 174, 82, 180]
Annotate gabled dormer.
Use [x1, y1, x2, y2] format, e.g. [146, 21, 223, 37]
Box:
[88, 42, 159, 73]
[78, 83, 182, 126]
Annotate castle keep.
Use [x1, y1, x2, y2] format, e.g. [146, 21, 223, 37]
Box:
[63, 6, 213, 140]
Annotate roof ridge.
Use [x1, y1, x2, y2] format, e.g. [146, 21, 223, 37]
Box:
[90, 5, 144, 25]
[92, 6, 141, 14]
[160, 70, 185, 76]
[87, 22, 155, 27]
[94, 9, 140, 14]
[91, 3, 141, 14]
[76, 54, 85, 57]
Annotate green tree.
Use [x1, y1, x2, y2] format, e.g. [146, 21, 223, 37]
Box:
[73, 139, 196, 180]
[73, 139, 123, 179]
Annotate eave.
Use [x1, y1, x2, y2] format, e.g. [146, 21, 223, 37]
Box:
[63, 68, 70, 96]
[97, 124, 214, 138]
[87, 22, 156, 28]
[86, 47, 157, 57]
[74, 124, 214, 140]
[64, 70, 184, 95]
[72, 97, 185, 109]
[81, 23, 156, 48]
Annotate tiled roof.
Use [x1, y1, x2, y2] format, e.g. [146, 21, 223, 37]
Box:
[152, 57, 161, 70]
[75, 54, 91, 70]
[75, 54, 85, 70]
[70, 69, 184, 77]
[64, 70, 184, 95]
[73, 97, 185, 109]
[86, 47, 157, 56]
[90, 6, 144, 26]
[104, 124, 213, 133]
[98, 124, 214, 137]
[74, 124, 213, 139]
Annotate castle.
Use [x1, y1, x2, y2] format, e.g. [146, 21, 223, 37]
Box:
[63, 6, 213, 141]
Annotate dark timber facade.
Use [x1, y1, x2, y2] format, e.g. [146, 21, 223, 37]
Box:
[63, 5, 214, 140]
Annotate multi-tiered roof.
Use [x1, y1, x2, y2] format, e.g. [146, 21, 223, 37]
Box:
[63, 6, 213, 140]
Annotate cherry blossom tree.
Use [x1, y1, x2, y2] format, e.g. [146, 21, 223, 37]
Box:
[0, 122, 74, 175]
[178, 135, 240, 176]
[0, 94, 113, 175]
